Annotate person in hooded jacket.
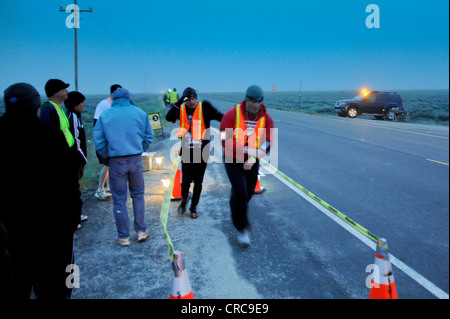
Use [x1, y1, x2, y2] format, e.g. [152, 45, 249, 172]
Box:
[0, 83, 82, 299]
[65, 91, 89, 226]
[93, 88, 154, 247]
[65, 91, 87, 178]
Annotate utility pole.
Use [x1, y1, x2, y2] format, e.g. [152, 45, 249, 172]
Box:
[60, 0, 92, 91]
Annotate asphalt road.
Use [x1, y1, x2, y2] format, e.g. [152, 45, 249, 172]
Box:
[72, 98, 448, 300]
[206, 98, 449, 299]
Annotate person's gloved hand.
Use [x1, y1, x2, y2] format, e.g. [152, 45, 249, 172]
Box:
[175, 95, 188, 107]
[247, 148, 266, 159]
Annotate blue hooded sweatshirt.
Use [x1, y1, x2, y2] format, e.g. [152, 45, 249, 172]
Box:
[93, 89, 154, 159]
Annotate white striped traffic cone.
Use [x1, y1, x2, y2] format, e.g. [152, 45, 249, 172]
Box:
[369, 238, 398, 299]
[170, 251, 194, 299]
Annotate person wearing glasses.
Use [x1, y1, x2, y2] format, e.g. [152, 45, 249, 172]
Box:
[166, 87, 223, 219]
[219, 85, 275, 247]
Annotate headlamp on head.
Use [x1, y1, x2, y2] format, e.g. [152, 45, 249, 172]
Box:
[245, 95, 263, 102]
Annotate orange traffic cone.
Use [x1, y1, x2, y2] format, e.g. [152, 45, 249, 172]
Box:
[170, 251, 194, 299]
[369, 238, 398, 299]
[254, 175, 265, 194]
[171, 167, 182, 201]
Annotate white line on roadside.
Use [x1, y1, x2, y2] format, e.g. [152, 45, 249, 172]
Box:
[268, 167, 449, 299]
[210, 126, 449, 299]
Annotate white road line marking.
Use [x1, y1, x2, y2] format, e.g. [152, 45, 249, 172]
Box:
[270, 169, 449, 299]
[211, 127, 449, 299]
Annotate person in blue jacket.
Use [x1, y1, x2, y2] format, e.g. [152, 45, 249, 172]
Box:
[93, 88, 154, 247]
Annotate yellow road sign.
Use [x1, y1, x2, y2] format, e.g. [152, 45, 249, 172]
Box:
[149, 113, 162, 130]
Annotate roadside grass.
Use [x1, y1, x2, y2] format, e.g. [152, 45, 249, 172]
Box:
[80, 94, 169, 192]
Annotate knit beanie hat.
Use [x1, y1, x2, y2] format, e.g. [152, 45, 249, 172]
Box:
[244, 85, 264, 102]
[65, 91, 85, 110]
[182, 87, 197, 98]
[3, 82, 41, 115]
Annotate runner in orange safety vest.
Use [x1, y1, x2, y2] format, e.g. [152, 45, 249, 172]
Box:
[166, 87, 223, 219]
[177, 102, 206, 140]
[219, 85, 275, 247]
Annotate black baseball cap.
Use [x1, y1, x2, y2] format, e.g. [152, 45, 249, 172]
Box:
[45, 79, 69, 98]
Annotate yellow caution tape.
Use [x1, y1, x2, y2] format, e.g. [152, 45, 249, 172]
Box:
[260, 159, 381, 243]
[160, 156, 181, 260]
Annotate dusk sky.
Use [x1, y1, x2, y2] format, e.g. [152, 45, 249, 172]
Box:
[1, 0, 448, 96]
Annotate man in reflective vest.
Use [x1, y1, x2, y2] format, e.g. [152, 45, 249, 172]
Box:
[163, 88, 172, 112]
[220, 85, 275, 247]
[39, 80, 87, 231]
[170, 88, 179, 104]
[38, 79, 75, 148]
[166, 87, 223, 218]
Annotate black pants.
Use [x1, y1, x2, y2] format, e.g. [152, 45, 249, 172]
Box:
[7, 236, 74, 299]
[224, 160, 259, 231]
[181, 161, 208, 209]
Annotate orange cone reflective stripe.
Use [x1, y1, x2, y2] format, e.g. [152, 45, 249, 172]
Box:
[369, 238, 398, 299]
[170, 251, 194, 299]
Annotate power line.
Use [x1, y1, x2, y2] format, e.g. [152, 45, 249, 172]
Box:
[79, 0, 113, 39]
[59, 0, 92, 91]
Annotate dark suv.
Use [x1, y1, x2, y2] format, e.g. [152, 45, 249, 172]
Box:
[334, 91, 403, 120]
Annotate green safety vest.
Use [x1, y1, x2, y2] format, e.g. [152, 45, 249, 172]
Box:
[43, 100, 75, 147]
[169, 91, 178, 103]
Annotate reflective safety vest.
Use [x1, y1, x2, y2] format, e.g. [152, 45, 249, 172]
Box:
[44, 100, 75, 147]
[169, 91, 178, 103]
[234, 104, 266, 149]
[177, 102, 205, 140]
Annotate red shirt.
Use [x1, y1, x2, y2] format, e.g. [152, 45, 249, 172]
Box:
[220, 100, 275, 162]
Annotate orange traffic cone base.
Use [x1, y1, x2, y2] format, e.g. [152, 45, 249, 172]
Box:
[369, 281, 398, 299]
[171, 169, 182, 201]
[170, 291, 194, 299]
[254, 178, 265, 194]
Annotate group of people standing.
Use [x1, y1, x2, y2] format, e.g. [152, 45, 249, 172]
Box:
[0, 80, 86, 299]
[0, 80, 274, 299]
[0, 80, 154, 298]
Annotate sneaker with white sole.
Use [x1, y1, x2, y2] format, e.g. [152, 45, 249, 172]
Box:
[116, 237, 131, 247]
[137, 231, 149, 242]
[95, 188, 110, 201]
[237, 230, 251, 247]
